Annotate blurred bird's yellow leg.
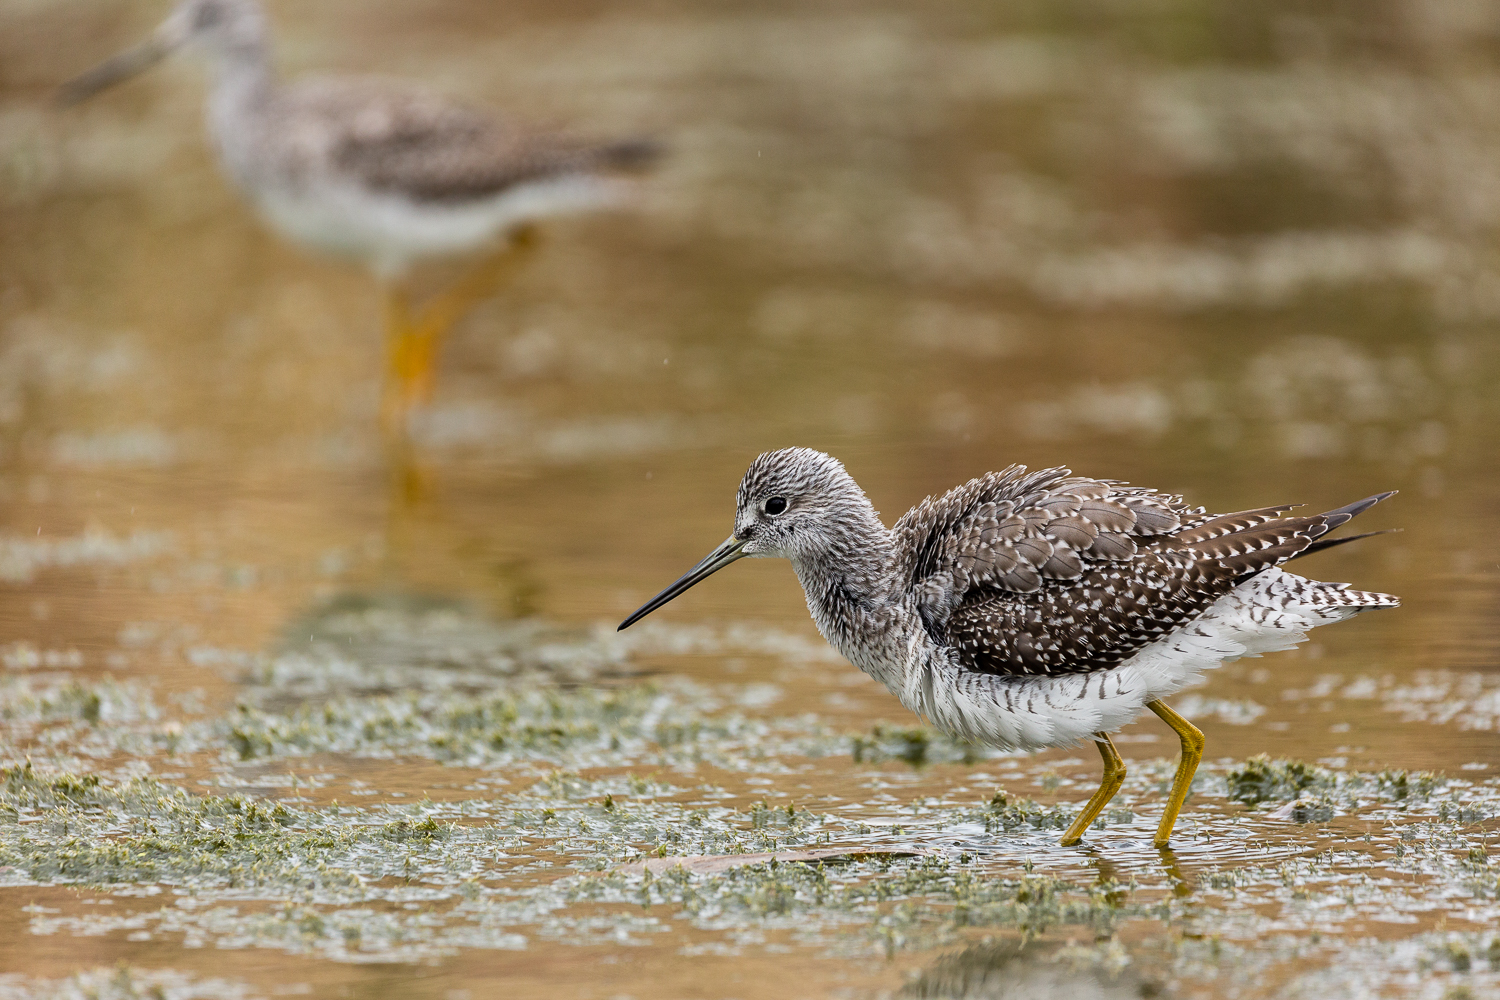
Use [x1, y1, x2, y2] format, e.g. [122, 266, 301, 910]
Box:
[1060, 733, 1126, 847]
[404, 224, 542, 407]
[1147, 699, 1205, 848]
[379, 225, 542, 436]
[380, 286, 422, 438]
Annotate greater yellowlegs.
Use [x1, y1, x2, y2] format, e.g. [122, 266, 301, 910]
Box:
[619, 448, 1399, 848]
[60, 0, 660, 434]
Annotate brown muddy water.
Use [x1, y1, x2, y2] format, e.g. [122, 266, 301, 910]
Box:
[2, 0, 1500, 997]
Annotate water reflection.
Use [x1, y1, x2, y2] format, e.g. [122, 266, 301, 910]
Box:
[902, 939, 1167, 1000]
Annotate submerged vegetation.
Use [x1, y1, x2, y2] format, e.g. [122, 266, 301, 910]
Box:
[1, 615, 1497, 998]
[1, 727, 1497, 991]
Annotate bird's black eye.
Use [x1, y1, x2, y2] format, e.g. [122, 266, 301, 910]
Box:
[764, 496, 788, 516]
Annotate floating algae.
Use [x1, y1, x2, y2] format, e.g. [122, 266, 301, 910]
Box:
[1226, 756, 1336, 806]
[0, 965, 261, 1000]
[0, 761, 1147, 959]
[5, 749, 1497, 980]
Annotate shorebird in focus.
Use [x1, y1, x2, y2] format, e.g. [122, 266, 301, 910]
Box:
[620, 449, 1399, 848]
[60, 0, 660, 436]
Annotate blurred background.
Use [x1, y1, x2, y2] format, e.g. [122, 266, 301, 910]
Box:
[4, 0, 1496, 691]
[1, 0, 1499, 995]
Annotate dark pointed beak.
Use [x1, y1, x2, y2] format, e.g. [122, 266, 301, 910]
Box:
[618, 536, 746, 630]
[57, 15, 191, 106]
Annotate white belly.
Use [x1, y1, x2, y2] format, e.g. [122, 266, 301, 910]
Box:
[903, 568, 1387, 752]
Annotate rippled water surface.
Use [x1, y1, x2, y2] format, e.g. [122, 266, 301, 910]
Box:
[2, 0, 1499, 997]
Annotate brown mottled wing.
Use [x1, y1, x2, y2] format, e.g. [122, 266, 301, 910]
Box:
[894, 466, 1204, 599]
[893, 466, 1381, 676]
[281, 77, 656, 204]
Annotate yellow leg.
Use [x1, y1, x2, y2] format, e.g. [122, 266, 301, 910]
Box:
[381, 285, 420, 439]
[376, 289, 428, 503]
[1059, 733, 1127, 847]
[1147, 699, 1205, 848]
[378, 224, 542, 436]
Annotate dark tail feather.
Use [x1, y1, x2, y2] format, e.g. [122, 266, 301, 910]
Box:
[1307, 491, 1398, 541]
[1217, 490, 1397, 582]
[1289, 528, 1401, 561]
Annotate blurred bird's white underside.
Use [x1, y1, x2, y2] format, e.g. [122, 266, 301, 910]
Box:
[250, 173, 626, 277]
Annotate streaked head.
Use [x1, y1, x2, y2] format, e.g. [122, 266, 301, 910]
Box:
[619, 448, 876, 630]
[59, 0, 268, 104]
[732, 448, 871, 559]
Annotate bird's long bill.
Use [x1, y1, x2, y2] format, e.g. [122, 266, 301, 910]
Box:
[57, 15, 190, 105]
[617, 536, 746, 631]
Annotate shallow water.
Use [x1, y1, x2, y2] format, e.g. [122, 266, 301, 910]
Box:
[2, 0, 1499, 997]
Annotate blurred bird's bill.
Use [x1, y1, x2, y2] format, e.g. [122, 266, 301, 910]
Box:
[58, 7, 194, 105]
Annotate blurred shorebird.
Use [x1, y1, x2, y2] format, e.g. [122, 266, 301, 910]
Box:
[60, 0, 660, 435]
[620, 449, 1399, 848]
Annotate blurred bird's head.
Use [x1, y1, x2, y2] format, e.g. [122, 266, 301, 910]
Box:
[59, 0, 269, 104]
